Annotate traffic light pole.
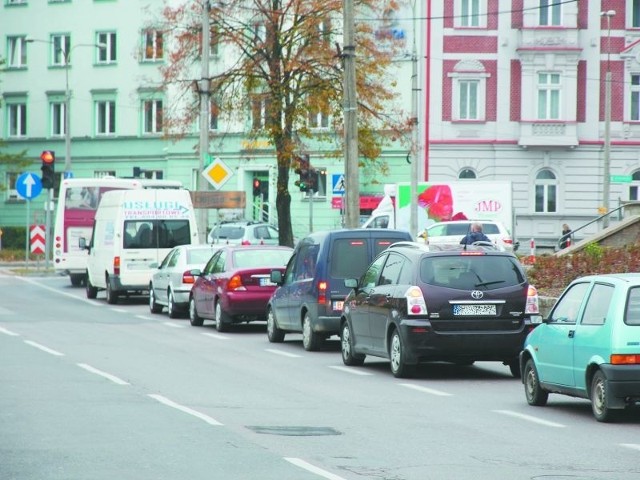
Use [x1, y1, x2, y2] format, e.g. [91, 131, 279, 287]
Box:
[309, 189, 314, 233]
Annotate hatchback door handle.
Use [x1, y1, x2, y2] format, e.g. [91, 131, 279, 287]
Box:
[568, 330, 575, 338]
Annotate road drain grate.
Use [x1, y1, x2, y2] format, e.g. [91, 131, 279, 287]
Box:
[246, 426, 342, 436]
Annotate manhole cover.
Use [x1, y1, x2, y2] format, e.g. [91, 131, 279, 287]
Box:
[247, 426, 342, 436]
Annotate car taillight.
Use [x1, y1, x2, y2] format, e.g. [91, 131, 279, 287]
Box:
[503, 238, 513, 245]
[525, 285, 539, 314]
[182, 271, 195, 284]
[318, 280, 327, 305]
[405, 286, 427, 315]
[241, 240, 251, 245]
[113, 256, 120, 275]
[610, 354, 640, 365]
[227, 274, 246, 291]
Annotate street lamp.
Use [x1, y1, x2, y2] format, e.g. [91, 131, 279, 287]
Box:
[601, 10, 615, 229]
[27, 38, 105, 177]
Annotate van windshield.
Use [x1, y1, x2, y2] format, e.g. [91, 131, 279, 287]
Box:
[123, 220, 191, 249]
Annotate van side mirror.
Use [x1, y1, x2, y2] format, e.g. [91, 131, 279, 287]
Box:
[79, 237, 89, 251]
[270, 270, 283, 285]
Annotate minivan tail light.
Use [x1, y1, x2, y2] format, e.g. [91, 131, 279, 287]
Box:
[318, 280, 327, 305]
[227, 274, 246, 291]
[525, 285, 539, 314]
[503, 238, 513, 245]
[113, 256, 120, 275]
[405, 286, 427, 315]
[241, 240, 251, 245]
[611, 354, 640, 365]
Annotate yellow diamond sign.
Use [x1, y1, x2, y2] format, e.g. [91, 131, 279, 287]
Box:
[202, 157, 233, 190]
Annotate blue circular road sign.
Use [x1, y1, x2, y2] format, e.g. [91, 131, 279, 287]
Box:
[16, 172, 43, 200]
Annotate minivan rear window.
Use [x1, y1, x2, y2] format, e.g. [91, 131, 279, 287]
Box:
[420, 255, 525, 290]
[329, 239, 369, 279]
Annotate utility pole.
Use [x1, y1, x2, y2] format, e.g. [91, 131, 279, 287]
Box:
[343, 0, 359, 228]
[409, 0, 419, 239]
[198, 0, 211, 243]
[602, 10, 615, 229]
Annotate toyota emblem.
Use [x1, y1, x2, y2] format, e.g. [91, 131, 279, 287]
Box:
[471, 290, 484, 299]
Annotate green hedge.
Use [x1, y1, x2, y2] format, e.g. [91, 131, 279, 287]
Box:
[0, 226, 27, 249]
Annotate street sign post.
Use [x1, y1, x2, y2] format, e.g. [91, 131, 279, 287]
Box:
[30, 225, 45, 255]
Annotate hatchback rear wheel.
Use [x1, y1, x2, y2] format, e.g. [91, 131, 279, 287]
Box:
[341, 321, 365, 366]
[390, 329, 413, 378]
[591, 370, 617, 423]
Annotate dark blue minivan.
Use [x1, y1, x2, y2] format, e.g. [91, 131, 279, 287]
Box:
[266, 228, 413, 350]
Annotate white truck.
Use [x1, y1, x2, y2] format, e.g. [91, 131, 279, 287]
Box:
[362, 181, 515, 237]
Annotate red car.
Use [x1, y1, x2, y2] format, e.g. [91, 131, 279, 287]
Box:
[188, 245, 293, 331]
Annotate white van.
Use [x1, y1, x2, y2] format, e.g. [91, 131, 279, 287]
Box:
[81, 189, 199, 304]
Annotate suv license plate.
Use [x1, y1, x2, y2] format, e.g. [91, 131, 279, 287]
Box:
[453, 304, 496, 316]
[333, 301, 344, 311]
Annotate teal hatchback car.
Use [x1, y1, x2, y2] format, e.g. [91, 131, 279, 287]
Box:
[520, 273, 640, 422]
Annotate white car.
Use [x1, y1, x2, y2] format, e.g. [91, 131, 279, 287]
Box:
[423, 220, 515, 252]
[149, 244, 221, 318]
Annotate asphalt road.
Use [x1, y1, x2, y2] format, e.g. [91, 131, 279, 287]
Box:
[1, 272, 639, 480]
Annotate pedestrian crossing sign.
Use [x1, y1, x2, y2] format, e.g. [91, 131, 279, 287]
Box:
[332, 174, 345, 194]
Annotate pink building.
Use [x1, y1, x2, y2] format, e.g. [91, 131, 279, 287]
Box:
[422, 0, 640, 247]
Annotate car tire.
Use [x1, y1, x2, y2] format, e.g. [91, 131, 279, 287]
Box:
[149, 284, 162, 314]
[85, 274, 98, 299]
[389, 329, 414, 378]
[591, 370, 617, 423]
[508, 358, 521, 378]
[189, 297, 204, 327]
[341, 321, 365, 366]
[215, 301, 230, 333]
[302, 312, 321, 351]
[267, 308, 285, 343]
[523, 359, 548, 406]
[105, 276, 119, 305]
[167, 290, 179, 319]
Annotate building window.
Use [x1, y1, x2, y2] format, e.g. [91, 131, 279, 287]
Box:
[308, 107, 330, 129]
[539, 0, 561, 26]
[142, 29, 163, 61]
[535, 168, 557, 213]
[50, 101, 66, 137]
[632, 75, 640, 121]
[210, 99, 219, 131]
[629, 171, 640, 200]
[7, 103, 27, 137]
[632, 0, 640, 28]
[7, 36, 28, 68]
[537, 73, 561, 120]
[142, 99, 163, 134]
[210, 26, 220, 56]
[97, 32, 117, 64]
[458, 80, 479, 120]
[7, 0, 27, 5]
[459, 168, 476, 179]
[251, 95, 270, 130]
[51, 34, 71, 66]
[6, 172, 20, 201]
[460, 0, 481, 27]
[96, 100, 116, 135]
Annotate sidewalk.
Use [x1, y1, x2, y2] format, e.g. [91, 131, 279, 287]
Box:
[0, 261, 58, 276]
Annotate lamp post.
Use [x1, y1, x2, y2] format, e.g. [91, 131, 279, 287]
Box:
[601, 10, 615, 229]
[27, 39, 105, 177]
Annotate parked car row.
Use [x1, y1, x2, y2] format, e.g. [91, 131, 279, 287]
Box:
[90, 224, 640, 423]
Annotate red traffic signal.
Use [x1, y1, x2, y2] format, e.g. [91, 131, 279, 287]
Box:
[253, 178, 261, 197]
[40, 150, 56, 189]
[41, 150, 55, 164]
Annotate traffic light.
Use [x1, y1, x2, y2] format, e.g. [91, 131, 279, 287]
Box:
[253, 178, 261, 197]
[294, 154, 310, 191]
[40, 150, 56, 189]
[308, 169, 319, 192]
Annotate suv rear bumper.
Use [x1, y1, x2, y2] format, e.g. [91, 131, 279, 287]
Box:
[398, 319, 526, 363]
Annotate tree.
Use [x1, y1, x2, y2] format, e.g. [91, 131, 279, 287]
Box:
[154, 0, 410, 246]
[0, 56, 30, 192]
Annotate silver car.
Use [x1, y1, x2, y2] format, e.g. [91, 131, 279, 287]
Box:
[149, 244, 221, 318]
[207, 221, 280, 245]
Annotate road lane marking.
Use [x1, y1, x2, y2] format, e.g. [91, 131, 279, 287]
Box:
[147, 394, 223, 426]
[201, 332, 230, 340]
[265, 348, 302, 358]
[24, 340, 64, 356]
[77, 363, 130, 385]
[163, 321, 186, 328]
[284, 458, 347, 480]
[135, 315, 154, 320]
[493, 410, 565, 428]
[328, 365, 373, 376]
[0, 326, 20, 336]
[16, 277, 103, 306]
[621, 444, 640, 451]
[110, 308, 127, 313]
[399, 383, 453, 397]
